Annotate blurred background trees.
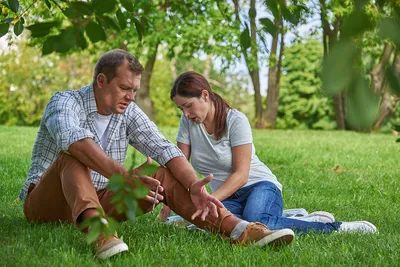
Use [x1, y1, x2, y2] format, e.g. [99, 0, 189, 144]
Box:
[1, 0, 400, 134]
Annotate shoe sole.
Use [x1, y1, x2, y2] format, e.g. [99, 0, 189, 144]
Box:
[291, 211, 335, 223]
[97, 243, 129, 260]
[255, 229, 295, 248]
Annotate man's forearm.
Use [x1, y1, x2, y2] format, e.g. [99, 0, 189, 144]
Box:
[165, 156, 199, 190]
[67, 138, 128, 178]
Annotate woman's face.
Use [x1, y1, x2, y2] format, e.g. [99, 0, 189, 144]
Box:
[173, 91, 210, 124]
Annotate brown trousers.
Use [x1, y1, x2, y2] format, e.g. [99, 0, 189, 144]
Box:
[23, 153, 232, 233]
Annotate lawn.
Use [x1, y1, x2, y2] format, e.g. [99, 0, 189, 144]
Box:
[0, 125, 399, 266]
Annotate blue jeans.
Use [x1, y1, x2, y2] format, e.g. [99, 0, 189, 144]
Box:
[222, 181, 342, 234]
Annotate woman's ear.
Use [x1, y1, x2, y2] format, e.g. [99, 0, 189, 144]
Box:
[202, 90, 209, 101]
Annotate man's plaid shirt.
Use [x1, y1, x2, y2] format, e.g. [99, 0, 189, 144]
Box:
[19, 84, 183, 201]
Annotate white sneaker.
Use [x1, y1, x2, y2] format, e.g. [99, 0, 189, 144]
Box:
[339, 221, 377, 233]
[282, 208, 309, 218]
[288, 211, 335, 223]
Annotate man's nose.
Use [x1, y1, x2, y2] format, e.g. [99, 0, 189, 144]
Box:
[126, 90, 134, 101]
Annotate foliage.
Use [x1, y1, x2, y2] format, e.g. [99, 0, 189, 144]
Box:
[277, 38, 336, 130]
[321, 0, 400, 130]
[0, 40, 94, 125]
[80, 151, 159, 244]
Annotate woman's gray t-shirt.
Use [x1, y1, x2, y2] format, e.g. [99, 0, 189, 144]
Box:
[176, 109, 282, 192]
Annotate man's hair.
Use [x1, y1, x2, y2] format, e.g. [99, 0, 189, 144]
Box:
[93, 49, 144, 85]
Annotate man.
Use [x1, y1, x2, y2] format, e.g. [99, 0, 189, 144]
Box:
[19, 49, 294, 260]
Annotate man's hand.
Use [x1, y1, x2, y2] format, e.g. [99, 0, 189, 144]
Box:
[189, 174, 224, 221]
[130, 157, 164, 204]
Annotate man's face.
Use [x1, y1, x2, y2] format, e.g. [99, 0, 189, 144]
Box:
[96, 62, 141, 115]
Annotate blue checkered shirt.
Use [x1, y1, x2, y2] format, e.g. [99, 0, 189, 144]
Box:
[19, 84, 183, 201]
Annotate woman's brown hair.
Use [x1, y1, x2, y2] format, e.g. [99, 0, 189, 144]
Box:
[170, 71, 231, 140]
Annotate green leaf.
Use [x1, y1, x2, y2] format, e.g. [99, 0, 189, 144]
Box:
[259, 17, 276, 36]
[86, 220, 101, 244]
[341, 9, 373, 38]
[116, 9, 127, 30]
[132, 17, 143, 41]
[240, 23, 251, 52]
[45, 0, 51, 9]
[2, 17, 13, 23]
[140, 164, 159, 176]
[216, 0, 231, 21]
[63, 6, 80, 19]
[124, 195, 138, 221]
[75, 27, 87, 50]
[265, 0, 279, 18]
[107, 174, 124, 191]
[97, 15, 120, 31]
[13, 19, 23, 36]
[110, 191, 124, 204]
[42, 27, 79, 55]
[132, 183, 149, 199]
[346, 75, 379, 130]
[92, 0, 116, 14]
[7, 0, 19, 13]
[42, 35, 56, 55]
[378, 17, 400, 48]
[0, 23, 9, 37]
[104, 217, 118, 236]
[120, 0, 134, 12]
[53, 26, 78, 53]
[70, 1, 93, 16]
[322, 40, 357, 95]
[282, 6, 300, 25]
[85, 20, 106, 43]
[386, 65, 400, 96]
[27, 22, 59, 37]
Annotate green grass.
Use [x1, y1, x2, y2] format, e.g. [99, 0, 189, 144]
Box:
[0, 125, 399, 266]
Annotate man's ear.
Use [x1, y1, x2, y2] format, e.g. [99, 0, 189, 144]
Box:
[96, 73, 107, 88]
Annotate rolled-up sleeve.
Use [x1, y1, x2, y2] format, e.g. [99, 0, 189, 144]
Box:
[44, 95, 94, 152]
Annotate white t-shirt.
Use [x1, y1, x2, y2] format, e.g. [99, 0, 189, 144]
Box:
[94, 112, 112, 149]
[176, 109, 282, 192]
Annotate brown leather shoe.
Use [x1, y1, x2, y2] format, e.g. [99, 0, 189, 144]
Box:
[95, 233, 129, 260]
[234, 222, 294, 247]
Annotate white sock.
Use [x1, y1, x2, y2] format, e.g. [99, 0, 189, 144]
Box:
[230, 220, 249, 240]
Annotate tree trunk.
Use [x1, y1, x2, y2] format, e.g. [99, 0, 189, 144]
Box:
[203, 54, 212, 80]
[249, 0, 264, 128]
[374, 52, 400, 129]
[320, 0, 347, 129]
[371, 43, 393, 94]
[233, 0, 264, 128]
[170, 58, 177, 80]
[265, 15, 283, 129]
[136, 44, 158, 121]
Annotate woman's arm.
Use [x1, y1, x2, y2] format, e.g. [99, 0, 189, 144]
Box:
[177, 142, 191, 160]
[211, 143, 252, 201]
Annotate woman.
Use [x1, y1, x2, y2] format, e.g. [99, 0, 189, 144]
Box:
[161, 71, 376, 234]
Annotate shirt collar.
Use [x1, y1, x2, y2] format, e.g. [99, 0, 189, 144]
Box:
[82, 84, 98, 115]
